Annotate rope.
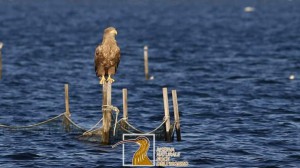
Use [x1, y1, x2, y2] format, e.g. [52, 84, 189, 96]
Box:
[122, 120, 144, 133]
[0, 113, 65, 129]
[113, 110, 119, 136]
[121, 117, 168, 134]
[118, 121, 136, 134]
[102, 105, 120, 136]
[171, 122, 176, 137]
[82, 118, 103, 136]
[147, 118, 168, 134]
[102, 105, 119, 113]
[63, 114, 87, 131]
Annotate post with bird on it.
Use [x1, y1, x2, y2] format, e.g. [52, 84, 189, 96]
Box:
[0, 42, 3, 80]
[94, 27, 120, 144]
[102, 81, 112, 144]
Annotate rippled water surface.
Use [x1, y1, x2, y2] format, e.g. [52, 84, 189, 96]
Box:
[0, 0, 300, 167]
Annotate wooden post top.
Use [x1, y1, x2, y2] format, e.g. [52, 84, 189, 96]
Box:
[144, 45, 148, 50]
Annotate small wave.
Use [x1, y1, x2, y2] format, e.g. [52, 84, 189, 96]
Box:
[4, 152, 40, 160]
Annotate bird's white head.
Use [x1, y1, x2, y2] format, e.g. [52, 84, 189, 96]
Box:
[104, 27, 118, 37]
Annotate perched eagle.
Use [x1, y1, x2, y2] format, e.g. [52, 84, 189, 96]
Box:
[94, 27, 120, 84]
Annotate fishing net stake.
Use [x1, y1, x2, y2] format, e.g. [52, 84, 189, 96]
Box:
[122, 88, 128, 129]
[64, 84, 71, 117]
[144, 46, 149, 80]
[172, 90, 181, 141]
[63, 84, 71, 131]
[163, 87, 171, 142]
[102, 81, 112, 145]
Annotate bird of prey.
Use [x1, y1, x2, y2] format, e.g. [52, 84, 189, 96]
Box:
[94, 27, 120, 84]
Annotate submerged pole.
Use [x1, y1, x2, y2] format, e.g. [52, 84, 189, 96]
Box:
[102, 81, 112, 144]
[163, 87, 171, 142]
[0, 42, 3, 80]
[144, 46, 149, 80]
[172, 90, 181, 141]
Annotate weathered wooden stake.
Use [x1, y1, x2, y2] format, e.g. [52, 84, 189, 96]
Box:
[0, 42, 3, 80]
[122, 88, 128, 129]
[144, 46, 149, 80]
[102, 81, 112, 144]
[163, 87, 171, 142]
[64, 84, 70, 116]
[172, 90, 181, 141]
[63, 84, 71, 131]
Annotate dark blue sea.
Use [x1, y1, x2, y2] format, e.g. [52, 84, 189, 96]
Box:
[0, 0, 299, 167]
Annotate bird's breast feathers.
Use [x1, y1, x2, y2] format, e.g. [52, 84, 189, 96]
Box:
[100, 45, 119, 57]
[96, 44, 120, 67]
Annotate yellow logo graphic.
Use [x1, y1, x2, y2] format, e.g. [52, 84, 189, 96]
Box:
[112, 135, 154, 166]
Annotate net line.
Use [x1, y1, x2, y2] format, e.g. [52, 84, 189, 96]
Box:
[0, 113, 65, 129]
[118, 117, 169, 134]
[0, 112, 88, 133]
[0, 108, 176, 142]
[82, 118, 103, 135]
[63, 113, 89, 131]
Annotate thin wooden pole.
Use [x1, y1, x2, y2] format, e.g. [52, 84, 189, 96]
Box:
[64, 84, 70, 116]
[144, 45, 149, 80]
[122, 88, 128, 129]
[0, 42, 3, 80]
[63, 84, 71, 131]
[102, 81, 112, 144]
[122, 88, 128, 121]
[172, 90, 181, 141]
[163, 87, 171, 142]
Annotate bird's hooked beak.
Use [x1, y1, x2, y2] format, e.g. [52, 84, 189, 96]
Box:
[111, 29, 118, 35]
[112, 139, 137, 148]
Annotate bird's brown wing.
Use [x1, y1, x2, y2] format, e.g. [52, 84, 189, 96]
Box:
[114, 47, 121, 73]
[94, 45, 105, 77]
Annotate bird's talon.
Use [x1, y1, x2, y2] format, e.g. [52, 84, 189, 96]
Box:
[107, 77, 115, 83]
[99, 76, 106, 85]
[107, 78, 115, 83]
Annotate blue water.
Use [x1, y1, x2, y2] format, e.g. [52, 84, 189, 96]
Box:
[0, 0, 300, 167]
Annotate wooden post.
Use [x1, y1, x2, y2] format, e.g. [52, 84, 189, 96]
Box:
[63, 84, 71, 131]
[64, 84, 70, 116]
[122, 88, 128, 129]
[102, 81, 112, 144]
[144, 45, 149, 80]
[163, 88, 171, 142]
[0, 42, 3, 80]
[172, 90, 181, 141]
[122, 88, 128, 121]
